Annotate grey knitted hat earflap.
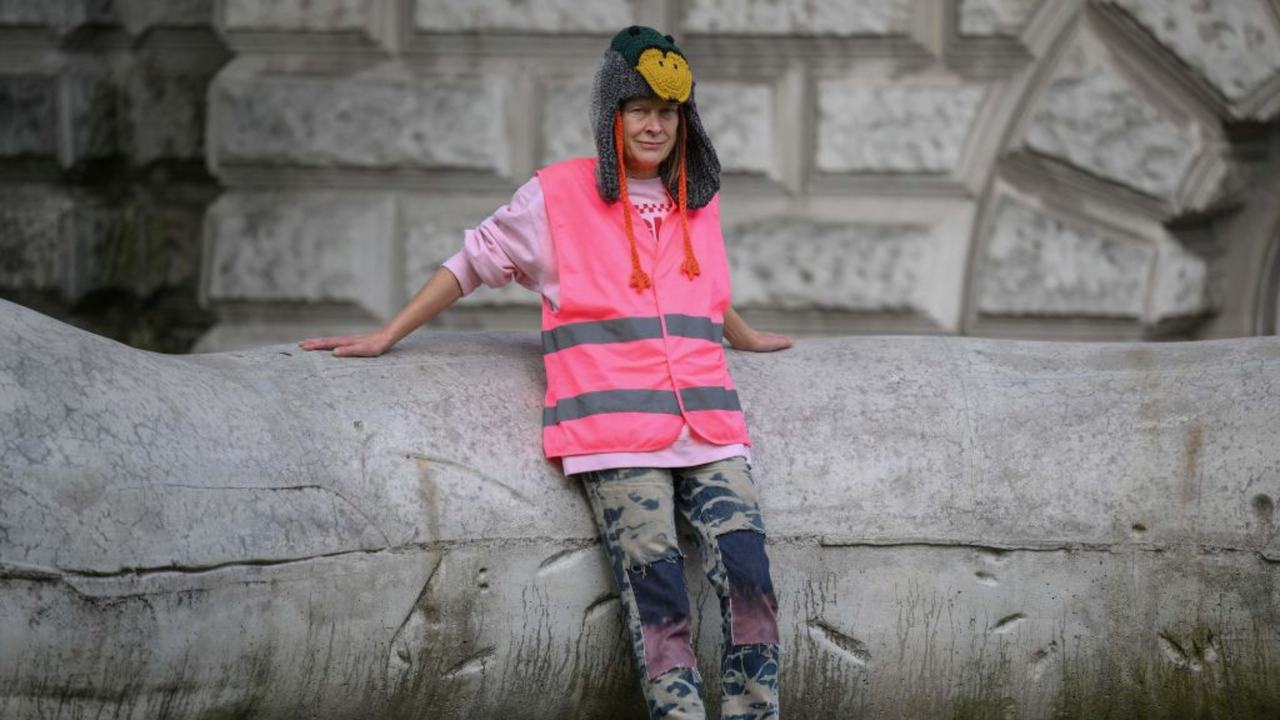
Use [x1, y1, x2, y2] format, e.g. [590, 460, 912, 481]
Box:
[589, 26, 721, 209]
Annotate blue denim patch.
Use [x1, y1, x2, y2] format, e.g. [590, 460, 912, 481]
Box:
[628, 556, 690, 628]
[719, 530, 775, 598]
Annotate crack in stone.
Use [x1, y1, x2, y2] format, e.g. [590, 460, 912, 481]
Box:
[107, 482, 393, 546]
[0, 545, 406, 582]
[402, 452, 534, 506]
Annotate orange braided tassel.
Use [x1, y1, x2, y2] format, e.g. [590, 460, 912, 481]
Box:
[615, 112, 651, 290]
[678, 115, 700, 280]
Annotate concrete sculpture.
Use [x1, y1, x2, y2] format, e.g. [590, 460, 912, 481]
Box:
[2, 299, 1278, 719]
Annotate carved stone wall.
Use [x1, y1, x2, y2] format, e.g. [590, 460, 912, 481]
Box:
[192, 0, 1280, 349]
[0, 0, 227, 351]
[4, 1, 1280, 348]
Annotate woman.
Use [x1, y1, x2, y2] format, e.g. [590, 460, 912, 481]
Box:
[302, 26, 790, 720]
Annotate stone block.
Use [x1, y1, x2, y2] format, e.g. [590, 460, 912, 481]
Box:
[125, 69, 209, 163]
[540, 81, 593, 167]
[204, 191, 396, 319]
[414, 0, 633, 33]
[0, 75, 57, 159]
[1107, 0, 1280, 104]
[683, 0, 914, 36]
[0, 188, 73, 292]
[695, 82, 773, 175]
[402, 196, 540, 308]
[0, 0, 114, 32]
[725, 217, 930, 312]
[210, 71, 505, 173]
[220, 0, 372, 31]
[0, 0, 48, 25]
[977, 197, 1152, 318]
[957, 0, 1041, 37]
[1151, 236, 1211, 321]
[114, 0, 211, 33]
[1023, 34, 1199, 202]
[817, 81, 985, 174]
[0, 187, 117, 299]
[63, 72, 118, 164]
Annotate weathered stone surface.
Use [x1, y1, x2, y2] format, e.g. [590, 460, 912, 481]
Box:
[695, 82, 773, 175]
[63, 73, 118, 164]
[726, 218, 930, 312]
[683, 0, 914, 35]
[1108, 0, 1280, 104]
[204, 191, 396, 318]
[978, 197, 1152, 318]
[0, 75, 57, 158]
[401, 195, 538, 307]
[0, 0, 114, 31]
[1151, 235, 1211, 321]
[0, 188, 118, 299]
[957, 0, 1041, 37]
[817, 82, 985, 174]
[221, 0, 370, 31]
[1, 301, 1278, 718]
[0, 0, 48, 24]
[126, 70, 209, 163]
[114, 0, 211, 32]
[210, 71, 504, 172]
[1024, 34, 1200, 201]
[0, 189, 72, 291]
[414, 0, 633, 33]
[540, 81, 593, 167]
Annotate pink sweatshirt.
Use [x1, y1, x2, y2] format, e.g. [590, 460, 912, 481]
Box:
[443, 174, 749, 476]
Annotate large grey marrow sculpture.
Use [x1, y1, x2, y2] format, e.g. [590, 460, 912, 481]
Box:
[1, 299, 1278, 719]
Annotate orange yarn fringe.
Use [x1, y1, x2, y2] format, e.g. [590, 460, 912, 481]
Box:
[677, 114, 699, 280]
[615, 113, 651, 290]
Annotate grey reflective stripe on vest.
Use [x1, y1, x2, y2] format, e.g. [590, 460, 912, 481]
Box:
[542, 314, 722, 354]
[679, 386, 742, 412]
[542, 317, 664, 354]
[543, 386, 741, 426]
[663, 313, 724, 344]
[543, 389, 681, 426]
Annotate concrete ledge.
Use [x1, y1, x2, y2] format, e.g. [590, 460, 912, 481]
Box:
[1, 300, 1277, 719]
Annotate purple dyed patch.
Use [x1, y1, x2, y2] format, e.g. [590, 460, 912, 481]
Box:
[628, 557, 697, 680]
[719, 530, 780, 645]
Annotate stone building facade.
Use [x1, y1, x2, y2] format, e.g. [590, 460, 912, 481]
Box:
[4, 0, 1280, 350]
[0, 0, 227, 351]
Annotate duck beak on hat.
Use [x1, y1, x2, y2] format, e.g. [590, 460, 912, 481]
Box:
[635, 49, 692, 103]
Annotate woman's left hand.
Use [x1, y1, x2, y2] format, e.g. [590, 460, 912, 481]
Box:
[723, 306, 794, 352]
[728, 329, 794, 353]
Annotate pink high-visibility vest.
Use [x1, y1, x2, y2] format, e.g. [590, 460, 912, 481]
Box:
[536, 158, 751, 459]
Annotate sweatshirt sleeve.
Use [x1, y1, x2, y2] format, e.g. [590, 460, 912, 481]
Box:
[442, 176, 554, 299]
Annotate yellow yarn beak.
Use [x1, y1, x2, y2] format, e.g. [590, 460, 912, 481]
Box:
[635, 48, 692, 103]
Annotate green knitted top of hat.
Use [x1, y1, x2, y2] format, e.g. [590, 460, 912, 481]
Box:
[609, 26, 685, 67]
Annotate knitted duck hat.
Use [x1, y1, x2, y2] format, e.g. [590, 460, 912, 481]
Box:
[590, 26, 722, 288]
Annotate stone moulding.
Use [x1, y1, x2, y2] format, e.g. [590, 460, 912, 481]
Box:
[1, 299, 1278, 719]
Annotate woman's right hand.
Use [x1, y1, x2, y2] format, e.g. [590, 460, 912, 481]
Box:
[298, 329, 395, 357]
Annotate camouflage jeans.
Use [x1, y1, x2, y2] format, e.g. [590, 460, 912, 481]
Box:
[579, 456, 781, 720]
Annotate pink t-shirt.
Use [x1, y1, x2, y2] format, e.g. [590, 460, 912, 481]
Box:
[442, 174, 749, 475]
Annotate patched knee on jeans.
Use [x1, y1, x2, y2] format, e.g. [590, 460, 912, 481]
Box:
[718, 530, 781, 646]
[628, 554, 697, 680]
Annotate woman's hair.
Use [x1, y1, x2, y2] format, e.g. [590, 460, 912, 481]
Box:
[658, 106, 686, 188]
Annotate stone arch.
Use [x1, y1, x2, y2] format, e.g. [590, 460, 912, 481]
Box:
[961, 0, 1280, 339]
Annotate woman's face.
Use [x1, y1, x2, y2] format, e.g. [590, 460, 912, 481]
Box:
[620, 97, 680, 179]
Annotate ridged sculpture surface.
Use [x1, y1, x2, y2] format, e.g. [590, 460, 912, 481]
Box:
[2, 300, 1278, 719]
